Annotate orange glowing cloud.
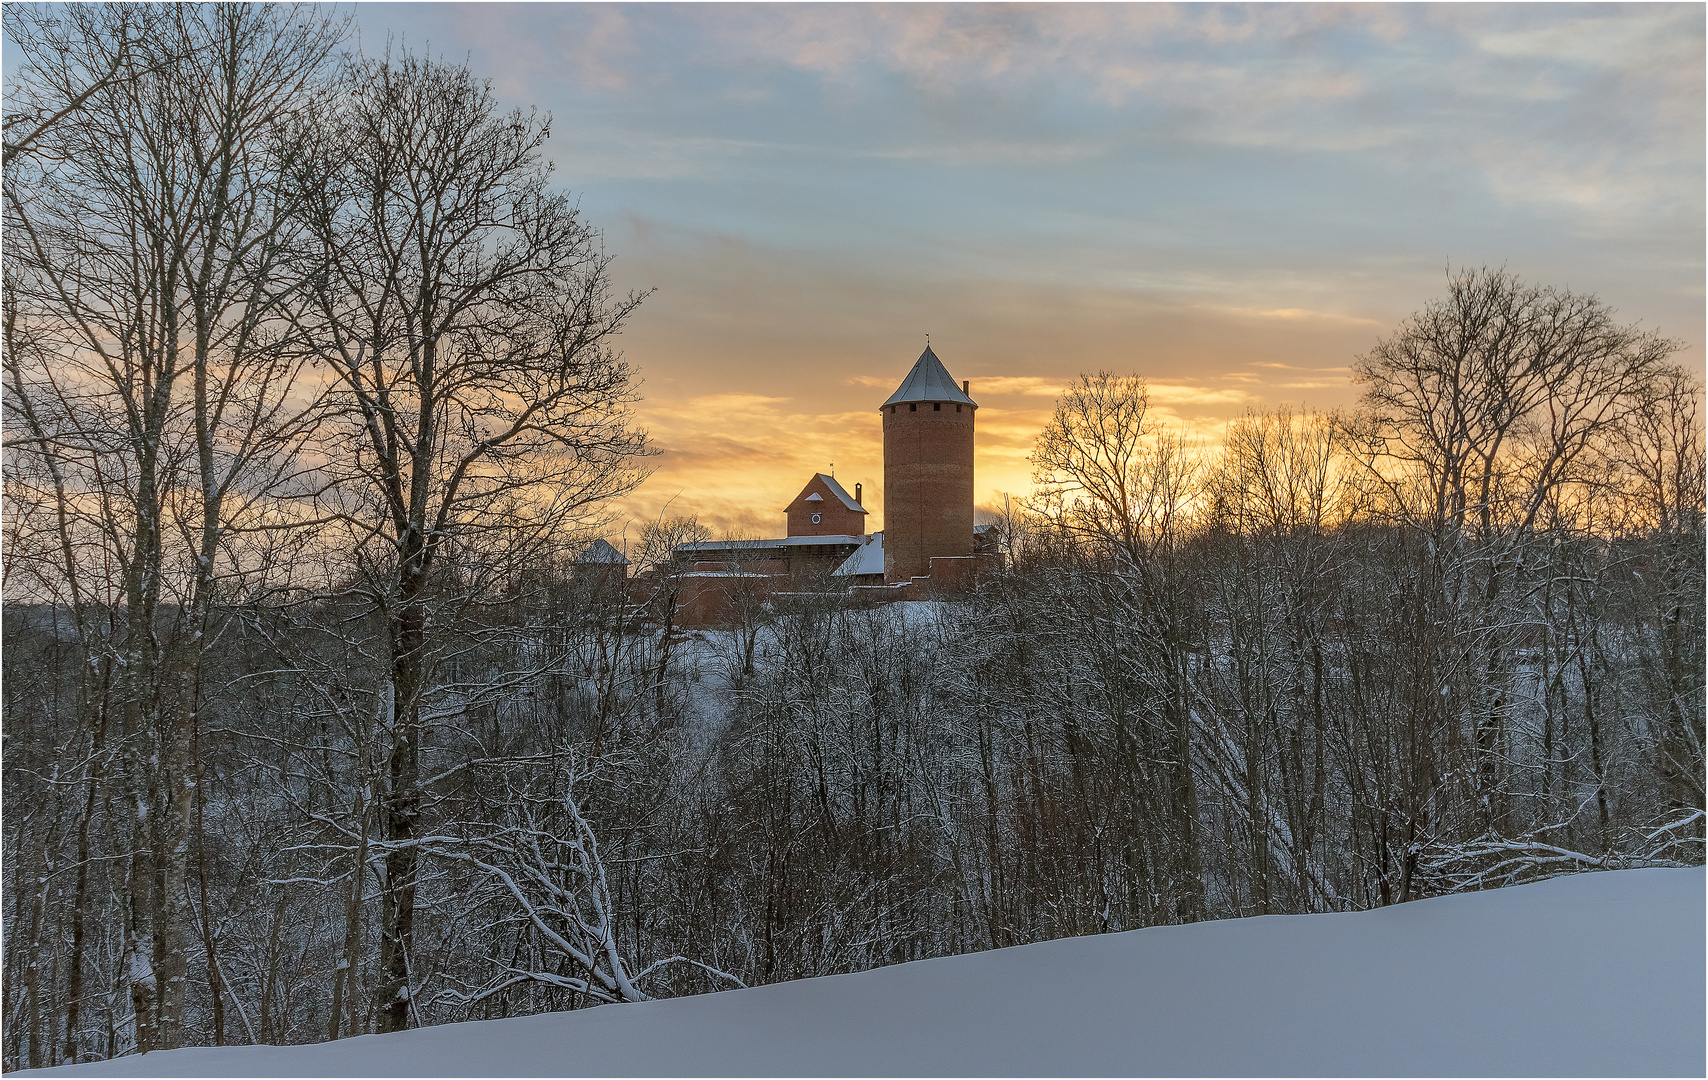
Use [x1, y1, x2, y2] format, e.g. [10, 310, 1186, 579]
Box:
[601, 228, 1386, 540]
[600, 219, 1705, 542]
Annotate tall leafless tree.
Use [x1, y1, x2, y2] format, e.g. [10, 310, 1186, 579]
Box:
[292, 52, 651, 1032]
[1352, 267, 1681, 834]
[4, 3, 345, 1052]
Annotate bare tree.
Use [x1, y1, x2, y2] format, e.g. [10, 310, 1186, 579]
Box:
[1352, 267, 1681, 833]
[1, 5, 166, 167]
[293, 51, 651, 1032]
[1354, 267, 1678, 540]
[4, 3, 344, 1053]
[1610, 367, 1706, 818]
[1027, 376, 1212, 922]
[628, 515, 712, 714]
[425, 759, 744, 1013]
[1198, 408, 1351, 914]
[1030, 373, 1153, 566]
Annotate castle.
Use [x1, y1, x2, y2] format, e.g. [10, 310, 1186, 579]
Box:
[650, 345, 994, 626]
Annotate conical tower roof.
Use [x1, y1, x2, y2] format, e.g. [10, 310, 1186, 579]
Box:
[881, 345, 977, 409]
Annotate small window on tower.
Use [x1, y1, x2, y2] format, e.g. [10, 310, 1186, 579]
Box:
[934, 402, 941, 411]
[956, 404, 962, 412]
[910, 403, 917, 412]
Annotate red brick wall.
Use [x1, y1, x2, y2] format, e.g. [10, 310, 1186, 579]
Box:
[882, 399, 974, 582]
[785, 476, 867, 537]
[675, 573, 771, 629]
[786, 500, 865, 537]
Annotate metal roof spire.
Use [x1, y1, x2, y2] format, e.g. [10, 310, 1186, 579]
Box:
[881, 343, 977, 409]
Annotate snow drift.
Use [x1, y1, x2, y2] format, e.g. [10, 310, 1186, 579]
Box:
[35, 868, 1704, 1077]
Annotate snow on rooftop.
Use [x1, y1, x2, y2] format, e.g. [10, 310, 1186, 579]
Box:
[815, 474, 866, 513]
[574, 538, 629, 565]
[832, 532, 884, 577]
[881, 345, 976, 408]
[788, 474, 865, 514]
[680, 536, 862, 551]
[34, 868, 1703, 1077]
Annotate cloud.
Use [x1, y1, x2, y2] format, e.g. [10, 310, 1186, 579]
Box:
[1471, 10, 1695, 67]
[855, 138, 1110, 165]
[547, 129, 790, 181]
[1245, 361, 1354, 372]
[685, 3, 1701, 227]
[396, 2, 1703, 233]
[1147, 382, 1259, 408]
[361, 0, 1702, 538]
[1246, 308, 1384, 327]
[588, 219, 1436, 533]
[617, 390, 885, 535]
[962, 376, 1068, 398]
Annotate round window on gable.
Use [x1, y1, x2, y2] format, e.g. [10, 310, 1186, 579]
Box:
[811, 513, 821, 525]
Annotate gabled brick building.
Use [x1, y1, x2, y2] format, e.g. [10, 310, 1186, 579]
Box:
[785, 473, 868, 538]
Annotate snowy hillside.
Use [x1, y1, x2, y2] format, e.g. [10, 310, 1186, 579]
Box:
[35, 868, 1704, 1078]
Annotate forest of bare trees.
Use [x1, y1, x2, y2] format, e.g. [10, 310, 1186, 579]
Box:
[3, 5, 1702, 1071]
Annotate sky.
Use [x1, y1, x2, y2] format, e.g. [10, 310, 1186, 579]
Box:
[354, 3, 1705, 537]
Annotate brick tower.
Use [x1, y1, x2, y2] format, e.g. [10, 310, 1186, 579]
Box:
[880, 345, 976, 582]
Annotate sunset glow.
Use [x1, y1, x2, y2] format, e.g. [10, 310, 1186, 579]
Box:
[349, 2, 1705, 537]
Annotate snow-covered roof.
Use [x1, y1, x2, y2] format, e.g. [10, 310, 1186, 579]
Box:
[817, 474, 867, 513]
[680, 535, 863, 552]
[575, 538, 629, 565]
[832, 532, 885, 577]
[787, 473, 866, 514]
[881, 345, 977, 409]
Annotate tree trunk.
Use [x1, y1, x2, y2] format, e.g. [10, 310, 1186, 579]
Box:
[332, 789, 371, 1040]
[377, 565, 427, 1033]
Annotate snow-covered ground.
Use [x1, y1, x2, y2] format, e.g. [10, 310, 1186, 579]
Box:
[35, 868, 1703, 1077]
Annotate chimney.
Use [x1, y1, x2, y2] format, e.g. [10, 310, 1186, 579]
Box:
[854, 482, 863, 505]
[962, 380, 970, 395]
